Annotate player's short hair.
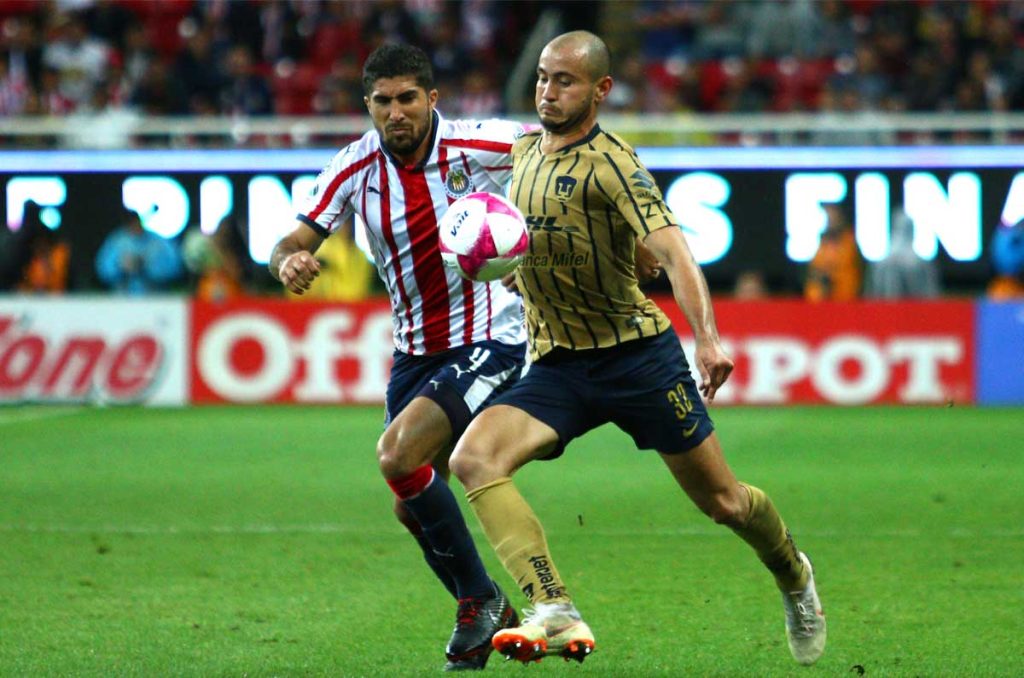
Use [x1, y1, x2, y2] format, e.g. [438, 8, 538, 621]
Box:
[362, 44, 435, 95]
[547, 31, 610, 82]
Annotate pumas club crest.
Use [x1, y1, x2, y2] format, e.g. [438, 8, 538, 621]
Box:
[444, 168, 475, 199]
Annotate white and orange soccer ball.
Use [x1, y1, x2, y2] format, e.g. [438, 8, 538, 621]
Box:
[438, 192, 529, 282]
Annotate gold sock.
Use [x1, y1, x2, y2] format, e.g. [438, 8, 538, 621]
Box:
[466, 477, 570, 605]
[732, 483, 809, 592]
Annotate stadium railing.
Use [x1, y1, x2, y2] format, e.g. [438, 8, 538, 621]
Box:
[2, 112, 1024, 149]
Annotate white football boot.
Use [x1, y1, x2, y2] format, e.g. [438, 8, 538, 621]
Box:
[782, 552, 827, 665]
[492, 601, 594, 664]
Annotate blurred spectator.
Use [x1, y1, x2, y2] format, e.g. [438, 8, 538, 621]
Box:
[257, 0, 303, 65]
[42, 13, 110, 109]
[3, 0, 1024, 146]
[987, 218, 1024, 300]
[131, 59, 186, 115]
[734, 269, 768, 300]
[808, 0, 858, 59]
[364, 0, 418, 47]
[182, 217, 247, 302]
[0, 53, 31, 115]
[82, 0, 136, 54]
[865, 209, 941, 298]
[717, 57, 775, 113]
[454, 68, 502, 117]
[311, 55, 362, 116]
[846, 42, 894, 109]
[0, 200, 69, 293]
[804, 203, 863, 301]
[692, 0, 745, 60]
[36, 66, 75, 115]
[744, 0, 822, 59]
[427, 16, 470, 91]
[811, 80, 888, 146]
[67, 79, 140, 148]
[95, 210, 183, 295]
[18, 221, 70, 294]
[220, 44, 273, 117]
[173, 24, 224, 115]
[1, 15, 43, 95]
[117, 21, 153, 96]
[634, 0, 698, 62]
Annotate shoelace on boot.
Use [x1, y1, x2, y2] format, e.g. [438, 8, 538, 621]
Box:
[455, 598, 483, 626]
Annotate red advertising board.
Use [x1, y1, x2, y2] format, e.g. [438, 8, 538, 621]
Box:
[659, 299, 975, 405]
[0, 297, 188, 405]
[190, 298, 975, 406]
[190, 298, 394, 404]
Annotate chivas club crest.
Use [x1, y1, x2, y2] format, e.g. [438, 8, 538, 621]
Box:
[554, 175, 577, 202]
[444, 168, 474, 199]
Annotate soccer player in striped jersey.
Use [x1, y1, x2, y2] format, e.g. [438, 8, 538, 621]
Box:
[270, 44, 525, 670]
[449, 31, 826, 667]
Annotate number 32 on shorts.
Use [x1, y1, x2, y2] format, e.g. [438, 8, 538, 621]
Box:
[666, 383, 700, 438]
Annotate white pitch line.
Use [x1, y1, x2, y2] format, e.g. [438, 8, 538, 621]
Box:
[0, 405, 87, 426]
[0, 524, 1021, 539]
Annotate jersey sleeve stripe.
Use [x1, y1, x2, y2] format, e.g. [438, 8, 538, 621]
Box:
[440, 138, 513, 153]
[306, 151, 378, 222]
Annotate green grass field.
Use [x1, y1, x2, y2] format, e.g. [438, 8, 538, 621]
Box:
[1, 405, 1021, 677]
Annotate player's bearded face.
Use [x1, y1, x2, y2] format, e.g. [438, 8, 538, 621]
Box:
[367, 77, 438, 160]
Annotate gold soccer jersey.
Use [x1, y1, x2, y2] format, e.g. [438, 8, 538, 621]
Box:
[510, 126, 675, 360]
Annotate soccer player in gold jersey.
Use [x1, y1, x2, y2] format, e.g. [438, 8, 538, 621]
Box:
[448, 31, 826, 666]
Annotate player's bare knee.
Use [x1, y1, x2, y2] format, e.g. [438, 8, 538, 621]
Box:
[447, 443, 476, 485]
[376, 432, 416, 479]
[449, 439, 495, 490]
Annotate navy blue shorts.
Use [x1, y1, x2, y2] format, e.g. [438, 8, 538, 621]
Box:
[491, 331, 713, 458]
[385, 340, 526, 440]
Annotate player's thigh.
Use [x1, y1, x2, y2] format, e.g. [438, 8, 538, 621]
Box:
[451, 404, 560, 489]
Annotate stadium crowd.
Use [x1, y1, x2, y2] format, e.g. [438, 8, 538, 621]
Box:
[1, 0, 1023, 131]
[2, 0, 1023, 299]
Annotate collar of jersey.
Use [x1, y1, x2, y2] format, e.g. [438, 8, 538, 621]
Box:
[379, 109, 442, 172]
[544, 123, 602, 154]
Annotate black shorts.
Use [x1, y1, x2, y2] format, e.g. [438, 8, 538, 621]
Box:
[385, 340, 526, 440]
[490, 331, 713, 458]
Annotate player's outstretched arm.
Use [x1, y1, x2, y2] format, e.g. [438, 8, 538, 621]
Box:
[644, 225, 733, 402]
[269, 221, 325, 295]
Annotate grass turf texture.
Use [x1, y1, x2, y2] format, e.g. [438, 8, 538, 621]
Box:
[0, 405, 1021, 677]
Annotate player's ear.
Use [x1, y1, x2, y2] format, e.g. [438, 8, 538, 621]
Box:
[363, 95, 371, 112]
[594, 75, 612, 104]
[428, 88, 439, 108]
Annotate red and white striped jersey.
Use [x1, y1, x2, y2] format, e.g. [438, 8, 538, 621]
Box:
[297, 112, 527, 356]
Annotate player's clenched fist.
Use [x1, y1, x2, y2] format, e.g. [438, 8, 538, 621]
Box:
[278, 251, 321, 295]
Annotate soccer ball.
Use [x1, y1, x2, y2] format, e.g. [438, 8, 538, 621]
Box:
[438, 192, 529, 282]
